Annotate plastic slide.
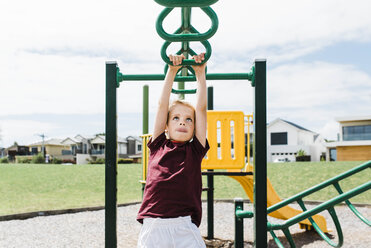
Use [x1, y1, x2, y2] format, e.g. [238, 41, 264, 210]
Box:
[228, 165, 329, 233]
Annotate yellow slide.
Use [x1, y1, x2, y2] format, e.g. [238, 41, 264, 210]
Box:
[228, 165, 329, 233]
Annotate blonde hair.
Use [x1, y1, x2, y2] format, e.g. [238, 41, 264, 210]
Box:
[167, 100, 196, 124]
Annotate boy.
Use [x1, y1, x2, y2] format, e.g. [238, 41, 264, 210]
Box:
[137, 53, 209, 248]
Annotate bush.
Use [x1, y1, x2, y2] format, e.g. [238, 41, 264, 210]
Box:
[32, 154, 45, 164]
[88, 158, 105, 164]
[19, 157, 32, 164]
[52, 158, 62, 164]
[0, 157, 9, 163]
[118, 158, 134, 164]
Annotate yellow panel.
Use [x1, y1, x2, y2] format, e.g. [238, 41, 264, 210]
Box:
[202, 111, 245, 169]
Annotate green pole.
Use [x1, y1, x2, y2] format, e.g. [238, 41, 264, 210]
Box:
[142, 85, 149, 196]
[234, 198, 244, 248]
[253, 59, 267, 247]
[178, 7, 192, 100]
[105, 61, 118, 248]
[143, 85, 149, 134]
[207, 86, 214, 240]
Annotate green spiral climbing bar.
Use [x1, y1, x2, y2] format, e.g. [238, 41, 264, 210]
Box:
[155, 0, 219, 66]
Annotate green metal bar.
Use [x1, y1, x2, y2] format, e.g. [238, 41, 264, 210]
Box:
[268, 160, 371, 214]
[171, 88, 196, 94]
[105, 61, 118, 248]
[207, 86, 214, 240]
[282, 228, 296, 248]
[156, 7, 218, 42]
[297, 199, 338, 247]
[253, 59, 267, 247]
[154, 0, 218, 8]
[142, 85, 149, 197]
[160, 36, 212, 65]
[268, 181, 371, 230]
[178, 7, 191, 99]
[117, 73, 253, 82]
[333, 181, 371, 226]
[143, 85, 149, 134]
[268, 228, 285, 248]
[234, 198, 244, 248]
[236, 210, 254, 219]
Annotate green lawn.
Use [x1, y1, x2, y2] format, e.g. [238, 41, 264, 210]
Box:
[0, 161, 369, 215]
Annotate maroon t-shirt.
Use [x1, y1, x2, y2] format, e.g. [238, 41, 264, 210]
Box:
[137, 132, 209, 227]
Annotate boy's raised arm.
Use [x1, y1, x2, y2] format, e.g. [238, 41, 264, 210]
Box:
[152, 55, 184, 140]
[193, 54, 207, 147]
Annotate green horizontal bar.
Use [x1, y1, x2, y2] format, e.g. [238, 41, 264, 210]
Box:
[268, 160, 371, 214]
[118, 73, 253, 82]
[236, 210, 254, 219]
[171, 88, 196, 94]
[154, 0, 218, 7]
[268, 181, 371, 230]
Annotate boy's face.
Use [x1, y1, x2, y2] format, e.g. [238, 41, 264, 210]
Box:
[167, 104, 195, 142]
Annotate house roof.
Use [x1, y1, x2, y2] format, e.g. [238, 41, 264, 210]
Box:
[281, 119, 313, 132]
[74, 134, 95, 142]
[28, 138, 65, 146]
[335, 116, 371, 123]
[61, 137, 79, 145]
[269, 118, 314, 133]
[90, 135, 127, 144]
[326, 140, 371, 148]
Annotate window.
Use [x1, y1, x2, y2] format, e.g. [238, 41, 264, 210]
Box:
[343, 125, 371, 141]
[330, 148, 337, 161]
[271, 132, 288, 145]
[138, 144, 142, 152]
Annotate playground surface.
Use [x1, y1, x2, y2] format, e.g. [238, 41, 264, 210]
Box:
[0, 201, 369, 247]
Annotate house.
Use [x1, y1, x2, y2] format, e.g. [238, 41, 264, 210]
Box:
[89, 135, 142, 158]
[3, 144, 30, 162]
[267, 118, 326, 162]
[61, 134, 143, 164]
[28, 139, 73, 160]
[326, 116, 371, 161]
[0, 147, 5, 158]
[61, 135, 94, 156]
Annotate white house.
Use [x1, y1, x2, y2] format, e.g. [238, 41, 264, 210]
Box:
[267, 118, 326, 162]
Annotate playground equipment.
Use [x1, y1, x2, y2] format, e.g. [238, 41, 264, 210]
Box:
[140, 110, 330, 231]
[105, 1, 267, 247]
[235, 160, 371, 247]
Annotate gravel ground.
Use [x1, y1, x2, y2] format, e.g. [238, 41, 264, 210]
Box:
[0, 201, 370, 248]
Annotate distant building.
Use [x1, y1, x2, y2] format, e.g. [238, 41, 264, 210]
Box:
[62, 134, 142, 164]
[3, 145, 30, 162]
[267, 118, 326, 162]
[28, 139, 72, 160]
[326, 116, 371, 161]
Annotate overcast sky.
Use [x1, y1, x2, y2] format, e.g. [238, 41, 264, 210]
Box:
[1, 0, 370, 147]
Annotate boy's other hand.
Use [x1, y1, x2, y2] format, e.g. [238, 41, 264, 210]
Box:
[191, 53, 206, 76]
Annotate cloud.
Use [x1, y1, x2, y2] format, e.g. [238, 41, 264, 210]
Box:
[1, 0, 370, 146]
[0, 119, 59, 147]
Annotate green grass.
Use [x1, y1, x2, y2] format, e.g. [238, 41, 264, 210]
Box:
[0, 161, 370, 215]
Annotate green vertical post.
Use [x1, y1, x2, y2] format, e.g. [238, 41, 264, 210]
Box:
[142, 85, 149, 196]
[143, 85, 149, 134]
[178, 7, 192, 100]
[253, 59, 267, 247]
[207, 86, 214, 239]
[105, 61, 118, 248]
[234, 198, 244, 248]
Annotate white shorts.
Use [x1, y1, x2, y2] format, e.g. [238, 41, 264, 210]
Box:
[137, 216, 206, 248]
